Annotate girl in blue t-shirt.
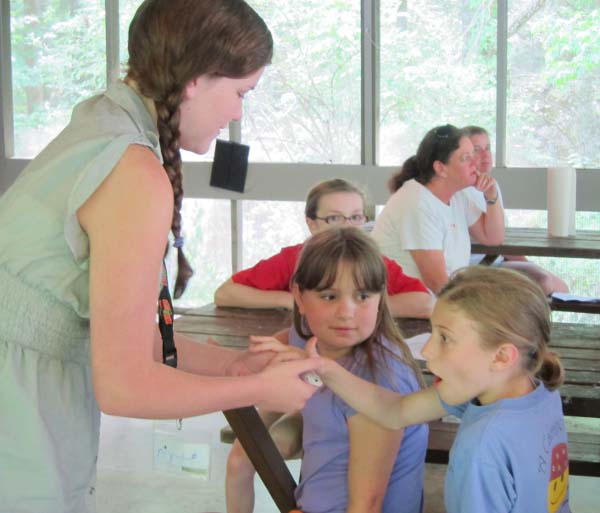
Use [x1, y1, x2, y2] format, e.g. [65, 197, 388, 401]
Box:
[246, 226, 429, 513]
[313, 265, 571, 513]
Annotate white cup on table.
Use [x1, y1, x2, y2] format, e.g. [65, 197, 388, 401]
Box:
[547, 167, 576, 238]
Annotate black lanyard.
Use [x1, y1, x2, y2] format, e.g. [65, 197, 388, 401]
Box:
[158, 261, 177, 368]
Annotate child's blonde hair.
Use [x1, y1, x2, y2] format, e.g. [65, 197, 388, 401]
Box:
[292, 227, 423, 385]
[438, 266, 564, 390]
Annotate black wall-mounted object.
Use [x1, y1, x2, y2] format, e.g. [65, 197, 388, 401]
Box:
[210, 139, 250, 193]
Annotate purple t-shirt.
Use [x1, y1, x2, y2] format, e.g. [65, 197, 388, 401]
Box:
[290, 326, 428, 513]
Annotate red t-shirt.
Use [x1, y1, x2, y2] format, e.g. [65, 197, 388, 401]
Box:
[232, 243, 428, 295]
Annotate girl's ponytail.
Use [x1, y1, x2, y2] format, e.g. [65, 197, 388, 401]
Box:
[388, 156, 418, 193]
[536, 351, 565, 391]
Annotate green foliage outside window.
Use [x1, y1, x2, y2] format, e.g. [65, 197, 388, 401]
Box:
[5, 1, 599, 321]
[11, 0, 106, 156]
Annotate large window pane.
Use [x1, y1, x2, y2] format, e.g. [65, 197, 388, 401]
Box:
[507, 1, 600, 168]
[242, 1, 361, 164]
[11, 0, 106, 157]
[242, 200, 309, 268]
[379, 1, 497, 165]
[171, 199, 232, 308]
[169, 202, 309, 310]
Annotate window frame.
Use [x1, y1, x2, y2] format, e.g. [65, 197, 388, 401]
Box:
[1, 0, 599, 239]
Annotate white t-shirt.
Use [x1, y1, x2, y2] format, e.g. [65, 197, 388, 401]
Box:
[372, 179, 481, 282]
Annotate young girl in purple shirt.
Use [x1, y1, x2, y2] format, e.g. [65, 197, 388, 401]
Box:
[248, 227, 429, 513]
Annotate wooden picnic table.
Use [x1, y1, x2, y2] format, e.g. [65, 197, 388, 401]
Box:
[175, 304, 599, 418]
[174, 304, 600, 508]
[471, 227, 600, 314]
[471, 227, 600, 259]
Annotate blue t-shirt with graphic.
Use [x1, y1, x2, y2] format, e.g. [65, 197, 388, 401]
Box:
[442, 383, 571, 513]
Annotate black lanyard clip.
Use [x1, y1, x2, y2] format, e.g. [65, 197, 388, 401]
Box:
[158, 261, 178, 369]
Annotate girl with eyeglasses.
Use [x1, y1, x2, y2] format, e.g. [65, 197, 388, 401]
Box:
[372, 124, 505, 294]
[215, 178, 434, 318]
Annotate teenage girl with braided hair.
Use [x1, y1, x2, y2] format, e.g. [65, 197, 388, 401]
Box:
[0, 1, 320, 511]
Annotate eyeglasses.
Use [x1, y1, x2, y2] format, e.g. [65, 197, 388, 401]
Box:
[313, 214, 367, 226]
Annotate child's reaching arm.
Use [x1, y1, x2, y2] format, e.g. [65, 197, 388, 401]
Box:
[306, 339, 446, 429]
[214, 278, 294, 310]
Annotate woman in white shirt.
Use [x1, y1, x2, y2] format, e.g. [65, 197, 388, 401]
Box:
[372, 124, 504, 294]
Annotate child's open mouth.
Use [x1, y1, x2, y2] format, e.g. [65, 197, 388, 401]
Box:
[432, 375, 443, 386]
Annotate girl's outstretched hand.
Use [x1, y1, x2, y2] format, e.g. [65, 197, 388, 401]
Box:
[305, 337, 338, 383]
[255, 357, 324, 412]
[305, 336, 320, 358]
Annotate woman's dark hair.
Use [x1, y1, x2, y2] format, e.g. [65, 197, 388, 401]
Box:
[388, 124, 465, 193]
[439, 266, 564, 390]
[127, 0, 273, 297]
[291, 227, 424, 386]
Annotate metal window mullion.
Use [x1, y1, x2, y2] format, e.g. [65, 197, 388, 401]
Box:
[0, 0, 15, 159]
[105, 0, 120, 85]
[361, 0, 379, 167]
[496, 0, 508, 168]
[229, 120, 243, 273]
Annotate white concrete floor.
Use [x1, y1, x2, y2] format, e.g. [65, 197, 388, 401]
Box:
[96, 413, 597, 513]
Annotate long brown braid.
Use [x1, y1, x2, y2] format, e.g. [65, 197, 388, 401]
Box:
[125, 0, 273, 298]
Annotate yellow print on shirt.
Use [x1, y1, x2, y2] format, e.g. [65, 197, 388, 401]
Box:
[547, 442, 569, 513]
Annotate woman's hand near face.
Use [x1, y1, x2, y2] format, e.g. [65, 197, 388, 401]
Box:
[474, 172, 498, 203]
